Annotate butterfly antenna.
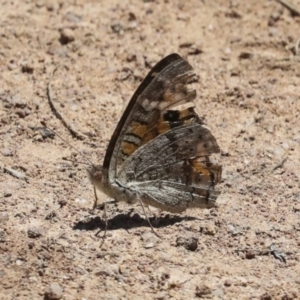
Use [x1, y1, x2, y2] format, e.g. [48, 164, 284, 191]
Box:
[40, 120, 94, 167]
[62, 157, 90, 166]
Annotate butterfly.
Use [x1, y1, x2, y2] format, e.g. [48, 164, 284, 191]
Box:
[88, 53, 222, 214]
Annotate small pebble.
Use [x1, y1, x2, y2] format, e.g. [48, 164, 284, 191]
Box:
[59, 28, 75, 44]
[7, 62, 17, 70]
[239, 52, 253, 60]
[144, 242, 155, 249]
[176, 236, 198, 251]
[45, 283, 63, 300]
[28, 226, 45, 238]
[0, 230, 6, 242]
[245, 251, 256, 259]
[15, 109, 26, 118]
[11, 94, 26, 108]
[65, 12, 82, 23]
[127, 53, 136, 62]
[16, 259, 24, 266]
[224, 280, 232, 287]
[0, 212, 9, 223]
[200, 224, 217, 236]
[1, 148, 13, 157]
[195, 284, 212, 297]
[15, 107, 30, 118]
[46, 2, 59, 11]
[21, 62, 34, 73]
[111, 22, 123, 34]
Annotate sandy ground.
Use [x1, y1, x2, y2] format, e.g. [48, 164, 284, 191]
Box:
[1, 0, 300, 299]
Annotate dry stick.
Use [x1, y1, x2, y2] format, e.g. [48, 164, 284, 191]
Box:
[295, 38, 300, 56]
[4, 167, 28, 182]
[276, 0, 300, 16]
[272, 156, 288, 172]
[236, 244, 287, 262]
[46, 65, 84, 140]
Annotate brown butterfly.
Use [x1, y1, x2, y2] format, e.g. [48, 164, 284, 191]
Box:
[88, 53, 222, 214]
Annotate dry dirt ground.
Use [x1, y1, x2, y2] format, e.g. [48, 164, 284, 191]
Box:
[1, 0, 300, 299]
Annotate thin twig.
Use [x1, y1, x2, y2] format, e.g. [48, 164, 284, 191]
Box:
[236, 244, 288, 263]
[4, 167, 29, 182]
[276, 0, 300, 16]
[295, 37, 300, 56]
[47, 65, 84, 140]
[272, 156, 288, 172]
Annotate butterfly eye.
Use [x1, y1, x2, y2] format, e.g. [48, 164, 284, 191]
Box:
[94, 171, 102, 180]
[88, 165, 103, 182]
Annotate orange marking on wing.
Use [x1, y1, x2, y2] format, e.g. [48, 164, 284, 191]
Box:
[179, 107, 195, 119]
[140, 107, 198, 145]
[130, 122, 148, 138]
[142, 131, 157, 145]
[121, 142, 138, 156]
[157, 119, 171, 134]
[190, 158, 211, 176]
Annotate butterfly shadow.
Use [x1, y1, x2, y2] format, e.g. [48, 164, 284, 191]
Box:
[73, 211, 198, 232]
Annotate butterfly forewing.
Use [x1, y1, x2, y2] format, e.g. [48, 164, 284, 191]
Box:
[103, 54, 197, 181]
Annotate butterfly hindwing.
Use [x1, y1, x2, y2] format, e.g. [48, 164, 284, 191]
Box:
[120, 122, 221, 212]
[127, 181, 221, 213]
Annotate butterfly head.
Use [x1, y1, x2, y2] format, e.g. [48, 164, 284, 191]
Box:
[87, 164, 126, 201]
[87, 164, 104, 190]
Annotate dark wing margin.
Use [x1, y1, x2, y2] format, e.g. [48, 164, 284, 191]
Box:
[102, 53, 192, 179]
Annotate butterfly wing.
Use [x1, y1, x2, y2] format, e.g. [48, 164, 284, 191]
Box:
[122, 122, 222, 212]
[99, 53, 222, 212]
[127, 181, 221, 213]
[102, 53, 197, 181]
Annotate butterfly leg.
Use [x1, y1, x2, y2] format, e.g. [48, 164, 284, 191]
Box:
[93, 185, 99, 210]
[93, 186, 109, 247]
[137, 195, 161, 238]
[95, 201, 108, 248]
